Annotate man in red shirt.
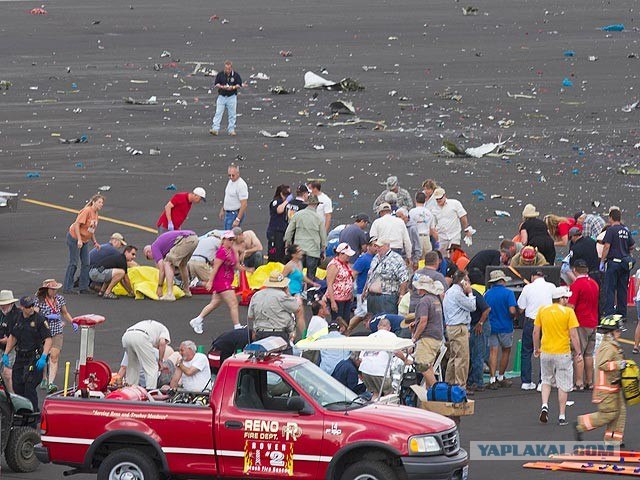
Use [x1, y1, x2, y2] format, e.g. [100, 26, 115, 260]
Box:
[568, 259, 599, 389]
[157, 187, 206, 232]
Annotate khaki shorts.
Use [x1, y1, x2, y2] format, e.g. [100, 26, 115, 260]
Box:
[419, 235, 432, 255]
[362, 373, 392, 396]
[540, 352, 573, 392]
[188, 260, 212, 282]
[576, 327, 596, 357]
[165, 235, 198, 267]
[50, 334, 64, 350]
[415, 337, 442, 370]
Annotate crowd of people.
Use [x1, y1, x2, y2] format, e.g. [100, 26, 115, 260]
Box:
[1, 166, 637, 445]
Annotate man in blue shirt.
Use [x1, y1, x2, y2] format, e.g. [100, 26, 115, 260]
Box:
[89, 232, 127, 266]
[368, 313, 405, 335]
[347, 240, 377, 334]
[209, 60, 242, 136]
[600, 209, 635, 317]
[332, 352, 366, 395]
[484, 270, 517, 389]
[338, 213, 369, 264]
[319, 320, 350, 375]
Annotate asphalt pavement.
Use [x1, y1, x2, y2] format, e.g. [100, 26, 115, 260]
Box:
[1, 0, 639, 477]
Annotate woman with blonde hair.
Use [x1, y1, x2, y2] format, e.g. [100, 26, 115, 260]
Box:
[64, 194, 104, 293]
[544, 214, 578, 247]
[519, 204, 556, 264]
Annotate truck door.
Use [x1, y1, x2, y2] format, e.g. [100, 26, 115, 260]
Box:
[217, 367, 325, 478]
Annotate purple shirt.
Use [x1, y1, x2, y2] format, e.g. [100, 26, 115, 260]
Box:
[151, 230, 195, 263]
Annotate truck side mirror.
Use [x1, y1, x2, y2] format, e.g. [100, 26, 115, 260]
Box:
[286, 396, 311, 414]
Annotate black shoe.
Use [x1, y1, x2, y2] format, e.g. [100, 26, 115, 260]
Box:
[539, 406, 549, 424]
[573, 421, 583, 441]
[558, 418, 568, 426]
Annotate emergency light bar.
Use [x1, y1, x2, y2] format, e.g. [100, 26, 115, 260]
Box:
[244, 336, 289, 358]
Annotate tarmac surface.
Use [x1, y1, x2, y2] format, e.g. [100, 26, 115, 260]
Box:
[1, 0, 640, 478]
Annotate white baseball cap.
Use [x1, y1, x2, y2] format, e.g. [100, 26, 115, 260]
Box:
[192, 187, 207, 201]
[552, 286, 573, 299]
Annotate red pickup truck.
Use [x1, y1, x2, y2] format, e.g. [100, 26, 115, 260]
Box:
[36, 348, 468, 480]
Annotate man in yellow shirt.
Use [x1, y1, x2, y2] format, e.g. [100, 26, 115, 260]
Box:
[533, 286, 582, 426]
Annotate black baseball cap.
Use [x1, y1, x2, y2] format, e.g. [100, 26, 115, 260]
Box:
[573, 259, 588, 268]
[354, 213, 370, 223]
[532, 270, 546, 278]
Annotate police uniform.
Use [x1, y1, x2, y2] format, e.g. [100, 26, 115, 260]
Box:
[10, 311, 51, 411]
[576, 331, 626, 444]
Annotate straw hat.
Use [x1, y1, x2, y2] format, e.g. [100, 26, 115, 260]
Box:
[412, 274, 445, 295]
[264, 271, 290, 288]
[522, 204, 540, 218]
[0, 290, 18, 306]
[39, 279, 63, 291]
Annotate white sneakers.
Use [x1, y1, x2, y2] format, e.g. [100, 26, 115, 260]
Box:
[537, 383, 543, 392]
[521, 382, 537, 391]
[190, 316, 204, 334]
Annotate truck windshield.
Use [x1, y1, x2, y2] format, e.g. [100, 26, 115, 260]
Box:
[286, 361, 363, 410]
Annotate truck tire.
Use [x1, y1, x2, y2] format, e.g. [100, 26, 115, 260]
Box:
[4, 426, 40, 473]
[0, 400, 11, 452]
[341, 460, 398, 480]
[97, 448, 159, 480]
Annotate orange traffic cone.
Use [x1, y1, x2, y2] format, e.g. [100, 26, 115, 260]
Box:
[236, 270, 254, 306]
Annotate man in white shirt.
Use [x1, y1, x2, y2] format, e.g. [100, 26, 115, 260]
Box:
[431, 188, 471, 255]
[421, 179, 439, 212]
[517, 271, 555, 390]
[219, 165, 248, 230]
[359, 318, 411, 399]
[307, 300, 330, 338]
[369, 203, 411, 258]
[409, 191, 438, 258]
[121, 320, 171, 390]
[170, 340, 211, 392]
[308, 181, 333, 232]
[188, 233, 221, 287]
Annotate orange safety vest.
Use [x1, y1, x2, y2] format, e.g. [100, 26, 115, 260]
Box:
[593, 335, 624, 404]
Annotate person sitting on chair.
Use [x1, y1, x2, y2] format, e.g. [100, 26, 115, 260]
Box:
[170, 340, 211, 392]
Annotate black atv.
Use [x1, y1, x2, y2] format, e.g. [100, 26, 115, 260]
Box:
[0, 374, 41, 472]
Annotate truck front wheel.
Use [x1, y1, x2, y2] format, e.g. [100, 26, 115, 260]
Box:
[5, 426, 40, 473]
[341, 460, 398, 480]
[97, 448, 159, 480]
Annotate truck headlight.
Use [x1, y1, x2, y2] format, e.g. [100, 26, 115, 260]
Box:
[408, 435, 442, 455]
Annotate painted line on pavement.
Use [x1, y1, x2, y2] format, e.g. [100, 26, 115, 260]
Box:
[21, 198, 158, 234]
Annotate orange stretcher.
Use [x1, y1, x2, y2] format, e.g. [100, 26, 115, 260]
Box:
[524, 461, 640, 476]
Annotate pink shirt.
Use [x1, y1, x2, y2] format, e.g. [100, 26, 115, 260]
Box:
[212, 246, 237, 293]
[328, 258, 353, 301]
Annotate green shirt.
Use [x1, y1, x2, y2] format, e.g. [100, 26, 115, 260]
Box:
[284, 207, 327, 258]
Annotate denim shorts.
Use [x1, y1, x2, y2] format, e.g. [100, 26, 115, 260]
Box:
[488, 332, 513, 349]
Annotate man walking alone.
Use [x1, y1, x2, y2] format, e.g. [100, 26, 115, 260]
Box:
[210, 60, 242, 136]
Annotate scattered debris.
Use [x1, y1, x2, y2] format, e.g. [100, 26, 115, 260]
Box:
[0, 80, 12, 90]
[149, 149, 161, 155]
[495, 210, 511, 217]
[259, 130, 289, 138]
[562, 78, 573, 87]
[29, 7, 47, 15]
[269, 86, 292, 94]
[619, 164, 640, 175]
[303, 71, 364, 91]
[462, 6, 479, 16]
[98, 186, 111, 191]
[563, 50, 575, 57]
[125, 146, 143, 156]
[588, 55, 598, 62]
[362, 65, 377, 71]
[250, 72, 270, 80]
[124, 96, 157, 105]
[160, 50, 171, 58]
[59, 135, 88, 144]
[279, 50, 292, 57]
[26, 172, 41, 178]
[600, 24, 624, 32]
[441, 139, 510, 158]
[329, 100, 355, 115]
[166, 184, 177, 191]
[313, 145, 325, 150]
[507, 92, 535, 99]
[622, 101, 639, 113]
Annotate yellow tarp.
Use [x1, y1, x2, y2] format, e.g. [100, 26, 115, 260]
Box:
[232, 261, 326, 290]
[113, 266, 187, 300]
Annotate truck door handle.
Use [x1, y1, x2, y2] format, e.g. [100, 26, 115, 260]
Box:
[225, 420, 243, 429]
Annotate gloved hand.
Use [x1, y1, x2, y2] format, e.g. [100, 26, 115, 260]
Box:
[168, 221, 174, 231]
[46, 313, 61, 322]
[285, 193, 294, 202]
[36, 353, 48, 372]
[620, 360, 627, 370]
[71, 322, 79, 333]
[599, 261, 606, 272]
[2, 353, 10, 366]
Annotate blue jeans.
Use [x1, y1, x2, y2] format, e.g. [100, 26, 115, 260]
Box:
[211, 95, 237, 133]
[521, 318, 535, 384]
[223, 210, 242, 230]
[64, 232, 91, 291]
[468, 321, 490, 386]
[604, 260, 630, 317]
[367, 293, 398, 317]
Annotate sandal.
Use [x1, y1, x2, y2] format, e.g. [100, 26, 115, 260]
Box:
[103, 292, 119, 300]
[574, 384, 585, 391]
[633, 347, 639, 354]
[584, 383, 593, 390]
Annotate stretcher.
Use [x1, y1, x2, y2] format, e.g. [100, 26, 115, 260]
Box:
[524, 461, 640, 476]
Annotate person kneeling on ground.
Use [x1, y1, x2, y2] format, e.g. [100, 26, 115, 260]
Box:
[89, 245, 137, 299]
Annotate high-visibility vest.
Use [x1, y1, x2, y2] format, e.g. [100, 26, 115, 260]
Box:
[593, 335, 623, 404]
[621, 359, 640, 406]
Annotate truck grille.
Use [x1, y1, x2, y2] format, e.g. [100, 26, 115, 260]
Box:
[440, 428, 459, 456]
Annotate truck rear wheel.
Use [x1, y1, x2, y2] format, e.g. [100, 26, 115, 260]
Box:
[4, 426, 40, 473]
[341, 460, 398, 480]
[97, 448, 159, 480]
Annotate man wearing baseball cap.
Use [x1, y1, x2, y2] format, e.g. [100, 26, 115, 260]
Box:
[3, 296, 52, 411]
[431, 188, 472, 256]
[156, 187, 206, 233]
[534, 286, 582, 426]
[338, 213, 370, 263]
